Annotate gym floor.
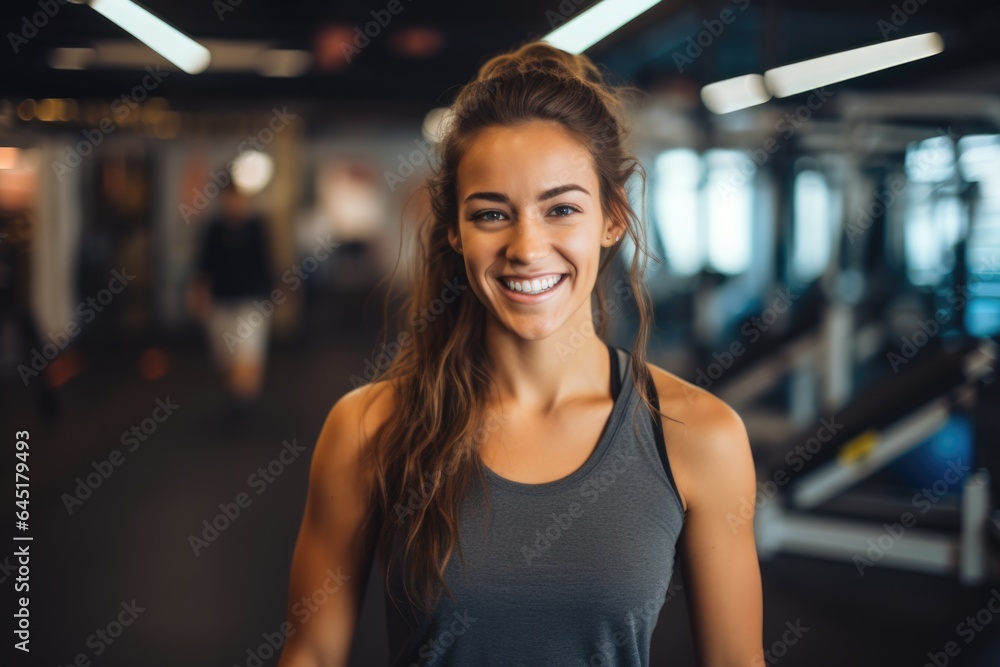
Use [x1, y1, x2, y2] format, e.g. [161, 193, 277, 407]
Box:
[5, 290, 1000, 667]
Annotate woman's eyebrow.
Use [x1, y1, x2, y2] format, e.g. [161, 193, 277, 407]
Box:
[463, 191, 509, 204]
[538, 184, 591, 201]
[462, 183, 591, 205]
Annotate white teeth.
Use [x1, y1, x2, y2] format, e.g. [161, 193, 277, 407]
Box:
[502, 275, 562, 295]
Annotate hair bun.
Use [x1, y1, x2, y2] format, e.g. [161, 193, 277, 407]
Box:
[475, 41, 604, 87]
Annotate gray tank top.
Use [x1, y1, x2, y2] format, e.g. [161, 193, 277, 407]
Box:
[383, 344, 687, 666]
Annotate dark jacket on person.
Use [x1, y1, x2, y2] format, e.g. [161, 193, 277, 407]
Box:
[196, 214, 274, 303]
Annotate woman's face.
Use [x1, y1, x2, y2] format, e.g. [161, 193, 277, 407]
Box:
[449, 119, 622, 341]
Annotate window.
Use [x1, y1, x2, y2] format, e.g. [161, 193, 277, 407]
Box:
[652, 148, 754, 276]
[704, 149, 753, 275]
[791, 169, 833, 284]
[958, 134, 1000, 337]
[653, 149, 702, 276]
[903, 134, 959, 286]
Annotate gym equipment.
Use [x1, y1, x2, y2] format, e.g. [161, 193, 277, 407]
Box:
[755, 336, 998, 584]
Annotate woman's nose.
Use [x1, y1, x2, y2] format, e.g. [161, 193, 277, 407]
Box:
[505, 217, 550, 264]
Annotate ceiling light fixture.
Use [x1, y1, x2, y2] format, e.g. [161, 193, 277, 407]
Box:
[700, 74, 771, 114]
[87, 0, 211, 74]
[764, 31, 944, 98]
[700, 32, 945, 114]
[542, 0, 662, 54]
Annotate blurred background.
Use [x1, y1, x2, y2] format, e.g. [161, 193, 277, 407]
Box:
[2, 0, 1000, 665]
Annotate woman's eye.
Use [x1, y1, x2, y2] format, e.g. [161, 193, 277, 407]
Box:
[473, 210, 505, 222]
[551, 205, 577, 217]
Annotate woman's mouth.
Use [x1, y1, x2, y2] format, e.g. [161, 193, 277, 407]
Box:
[495, 273, 568, 302]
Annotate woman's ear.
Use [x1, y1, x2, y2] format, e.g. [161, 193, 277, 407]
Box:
[447, 226, 463, 255]
[602, 190, 628, 247]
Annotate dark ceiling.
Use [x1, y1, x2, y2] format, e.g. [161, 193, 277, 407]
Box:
[1, 0, 998, 114]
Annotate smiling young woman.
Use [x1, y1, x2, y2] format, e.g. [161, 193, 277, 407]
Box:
[278, 41, 764, 667]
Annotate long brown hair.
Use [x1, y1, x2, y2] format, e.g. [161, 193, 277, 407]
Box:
[359, 40, 667, 617]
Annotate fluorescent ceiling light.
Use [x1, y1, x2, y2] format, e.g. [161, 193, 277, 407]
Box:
[764, 32, 943, 98]
[701, 74, 771, 114]
[50, 47, 97, 70]
[55, 40, 310, 77]
[202, 40, 273, 70]
[88, 0, 211, 74]
[255, 49, 312, 77]
[543, 0, 662, 54]
[90, 39, 267, 71]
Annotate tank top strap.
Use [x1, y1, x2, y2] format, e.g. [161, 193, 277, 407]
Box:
[606, 341, 623, 398]
[645, 369, 684, 513]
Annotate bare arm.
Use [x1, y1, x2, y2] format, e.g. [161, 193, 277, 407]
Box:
[670, 395, 765, 666]
[277, 385, 387, 667]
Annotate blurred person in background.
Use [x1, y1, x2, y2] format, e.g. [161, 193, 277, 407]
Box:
[188, 178, 275, 422]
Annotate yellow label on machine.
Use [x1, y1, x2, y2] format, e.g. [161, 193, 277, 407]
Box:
[836, 429, 880, 464]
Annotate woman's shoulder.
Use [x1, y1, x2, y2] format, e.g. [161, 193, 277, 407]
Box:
[644, 361, 742, 429]
[314, 380, 399, 464]
[644, 361, 753, 514]
[312, 382, 396, 477]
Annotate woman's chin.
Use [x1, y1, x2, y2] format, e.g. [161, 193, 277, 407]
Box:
[491, 312, 565, 341]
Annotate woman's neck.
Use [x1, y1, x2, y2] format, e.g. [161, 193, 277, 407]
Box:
[482, 314, 609, 411]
